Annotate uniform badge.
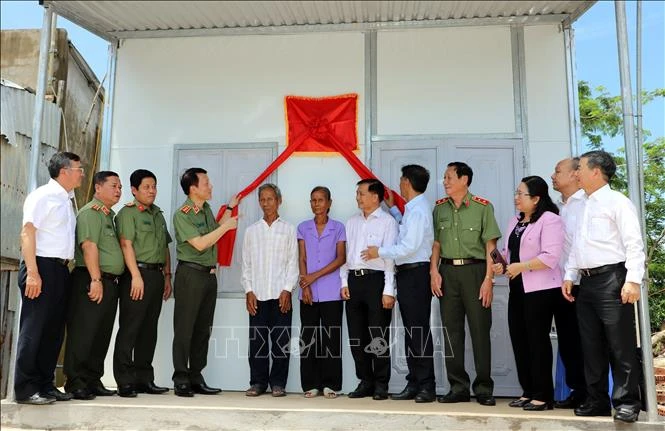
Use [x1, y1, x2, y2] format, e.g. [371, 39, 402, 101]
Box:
[193, 205, 200, 215]
[181, 205, 191, 214]
[435, 197, 449, 206]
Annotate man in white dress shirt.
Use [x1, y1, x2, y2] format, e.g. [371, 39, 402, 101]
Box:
[15, 152, 83, 404]
[550, 157, 586, 409]
[563, 150, 645, 423]
[242, 183, 298, 397]
[341, 179, 398, 401]
[361, 165, 435, 403]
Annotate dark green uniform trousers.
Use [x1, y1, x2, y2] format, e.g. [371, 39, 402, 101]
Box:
[439, 262, 493, 396]
[171, 263, 217, 386]
[64, 268, 119, 392]
[113, 267, 164, 386]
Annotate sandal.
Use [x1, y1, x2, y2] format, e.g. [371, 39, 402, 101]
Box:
[323, 387, 338, 399]
[271, 386, 286, 397]
[304, 388, 320, 398]
[245, 384, 266, 397]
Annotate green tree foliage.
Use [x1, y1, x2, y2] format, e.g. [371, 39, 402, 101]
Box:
[578, 81, 665, 331]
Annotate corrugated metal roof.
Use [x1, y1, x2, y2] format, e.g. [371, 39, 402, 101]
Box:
[1, 79, 61, 148]
[45, 1, 596, 41]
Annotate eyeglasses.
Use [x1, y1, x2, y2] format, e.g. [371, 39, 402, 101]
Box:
[514, 191, 531, 197]
[66, 167, 85, 174]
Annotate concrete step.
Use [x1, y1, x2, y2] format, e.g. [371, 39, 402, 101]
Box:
[2, 392, 664, 430]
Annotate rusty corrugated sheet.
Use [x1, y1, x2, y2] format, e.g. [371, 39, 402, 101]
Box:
[1, 82, 60, 260]
[1, 80, 61, 148]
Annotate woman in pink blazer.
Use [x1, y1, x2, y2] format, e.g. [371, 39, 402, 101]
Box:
[492, 176, 563, 411]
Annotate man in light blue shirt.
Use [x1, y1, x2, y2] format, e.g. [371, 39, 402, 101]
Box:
[362, 164, 435, 403]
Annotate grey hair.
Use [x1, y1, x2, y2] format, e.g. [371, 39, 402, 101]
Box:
[580, 150, 616, 182]
[48, 152, 80, 179]
[258, 183, 282, 200]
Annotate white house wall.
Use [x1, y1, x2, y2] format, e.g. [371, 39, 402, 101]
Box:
[524, 24, 571, 182]
[108, 31, 366, 392]
[105, 25, 572, 392]
[377, 26, 515, 135]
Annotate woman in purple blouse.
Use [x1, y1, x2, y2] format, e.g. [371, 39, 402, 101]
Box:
[297, 186, 346, 399]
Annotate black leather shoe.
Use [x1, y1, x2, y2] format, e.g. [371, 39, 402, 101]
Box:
[71, 388, 96, 400]
[192, 382, 222, 395]
[373, 387, 389, 400]
[348, 383, 374, 399]
[574, 403, 611, 417]
[135, 382, 169, 394]
[523, 401, 553, 411]
[117, 384, 137, 398]
[508, 398, 531, 408]
[16, 392, 56, 405]
[89, 385, 116, 396]
[614, 407, 639, 423]
[41, 388, 72, 401]
[437, 391, 471, 403]
[174, 383, 194, 397]
[414, 389, 436, 403]
[476, 395, 496, 406]
[390, 386, 418, 400]
[554, 392, 585, 409]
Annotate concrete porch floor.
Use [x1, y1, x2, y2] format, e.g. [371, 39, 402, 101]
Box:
[2, 391, 663, 430]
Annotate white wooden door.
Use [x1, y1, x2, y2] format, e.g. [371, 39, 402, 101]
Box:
[371, 138, 522, 396]
[174, 144, 277, 297]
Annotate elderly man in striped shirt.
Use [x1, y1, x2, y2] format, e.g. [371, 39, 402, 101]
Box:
[242, 183, 299, 398]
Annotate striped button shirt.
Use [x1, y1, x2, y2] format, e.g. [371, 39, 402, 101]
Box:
[241, 217, 299, 301]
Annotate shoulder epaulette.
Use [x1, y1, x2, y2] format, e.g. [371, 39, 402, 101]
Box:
[435, 197, 449, 206]
[472, 196, 490, 206]
[181, 205, 192, 214]
[91, 204, 110, 215]
[124, 201, 136, 207]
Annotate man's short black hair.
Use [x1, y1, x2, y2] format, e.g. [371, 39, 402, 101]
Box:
[130, 169, 157, 189]
[447, 161, 473, 186]
[401, 164, 430, 193]
[48, 152, 80, 179]
[357, 178, 385, 203]
[580, 150, 616, 182]
[180, 168, 207, 195]
[93, 171, 119, 186]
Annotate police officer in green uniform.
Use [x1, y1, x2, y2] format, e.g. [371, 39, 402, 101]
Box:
[64, 171, 124, 400]
[171, 167, 238, 397]
[430, 162, 501, 406]
[113, 169, 172, 397]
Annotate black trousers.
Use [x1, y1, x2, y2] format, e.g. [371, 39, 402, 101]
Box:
[552, 285, 586, 397]
[64, 268, 119, 392]
[113, 267, 164, 386]
[14, 258, 70, 400]
[508, 284, 558, 402]
[576, 265, 641, 411]
[249, 299, 293, 389]
[172, 263, 217, 386]
[346, 272, 392, 390]
[396, 265, 435, 391]
[299, 300, 343, 391]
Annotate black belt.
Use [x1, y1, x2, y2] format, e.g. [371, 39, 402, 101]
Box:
[580, 262, 624, 277]
[137, 262, 164, 272]
[441, 258, 486, 266]
[396, 262, 429, 272]
[350, 268, 383, 277]
[179, 261, 216, 272]
[101, 272, 121, 284]
[39, 256, 70, 267]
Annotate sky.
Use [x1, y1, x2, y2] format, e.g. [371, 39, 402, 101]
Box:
[1, 0, 664, 152]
